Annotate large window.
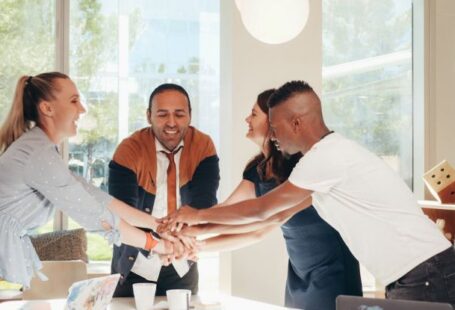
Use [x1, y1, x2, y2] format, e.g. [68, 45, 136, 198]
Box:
[66, 0, 220, 266]
[322, 0, 413, 289]
[0, 0, 220, 291]
[0, 0, 56, 234]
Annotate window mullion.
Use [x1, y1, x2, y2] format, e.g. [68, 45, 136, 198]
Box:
[54, 0, 71, 231]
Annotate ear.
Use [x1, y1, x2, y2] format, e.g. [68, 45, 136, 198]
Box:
[146, 108, 152, 125]
[38, 101, 54, 117]
[291, 116, 301, 133]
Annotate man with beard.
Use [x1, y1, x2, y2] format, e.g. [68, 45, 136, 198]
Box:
[109, 83, 220, 297]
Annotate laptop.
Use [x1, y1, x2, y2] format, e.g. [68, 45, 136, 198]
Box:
[64, 274, 120, 310]
[336, 295, 453, 310]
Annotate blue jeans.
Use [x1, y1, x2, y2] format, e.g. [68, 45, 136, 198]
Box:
[386, 246, 455, 307]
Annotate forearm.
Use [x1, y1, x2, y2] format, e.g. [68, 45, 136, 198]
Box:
[196, 183, 312, 225]
[117, 219, 171, 255]
[196, 199, 267, 225]
[266, 198, 311, 224]
[193, 220, 281, 236]
[200, 226, 276, 252]
[118, 219, 147, 248]
[198, 196, 300, 225]
[108, 198, 158, 230]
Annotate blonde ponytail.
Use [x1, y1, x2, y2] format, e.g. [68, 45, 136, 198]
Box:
[0, 72, 69, 154]
[0, 76, 30, 154]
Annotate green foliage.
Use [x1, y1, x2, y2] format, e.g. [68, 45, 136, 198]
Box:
[70, 0, 106, 90]
[0, 0, 55, 122]
[68, 218, 112, 261]
[158, 63, 166, 73]
[177, 65, 187, 74]
[322, 0, 412, 157]
[86, 233, 113, 261]
[188, 57, 199, 74]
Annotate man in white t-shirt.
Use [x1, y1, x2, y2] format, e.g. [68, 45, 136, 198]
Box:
[163, 80, 455, 306]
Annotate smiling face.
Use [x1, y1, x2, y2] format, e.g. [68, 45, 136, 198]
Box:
[42, 78, 86, 141]
[147, 90, 191, 151]
[245, 102, 269, 147]
[268, 103, 301, 156]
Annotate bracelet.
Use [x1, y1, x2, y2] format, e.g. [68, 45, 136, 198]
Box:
[144, 232, 159, 252]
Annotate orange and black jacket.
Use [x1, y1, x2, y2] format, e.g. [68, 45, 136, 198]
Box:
[108, 126, 219, 287]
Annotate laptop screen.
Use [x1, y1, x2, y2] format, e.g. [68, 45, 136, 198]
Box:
[336, 295, 453, 310]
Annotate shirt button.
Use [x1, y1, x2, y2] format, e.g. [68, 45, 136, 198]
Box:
[128, 256, 135, 261]
[425, 281, 430, 286]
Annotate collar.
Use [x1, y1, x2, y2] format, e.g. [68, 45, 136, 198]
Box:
[155, 138, 184, 154]
[320, 130, 334, 141]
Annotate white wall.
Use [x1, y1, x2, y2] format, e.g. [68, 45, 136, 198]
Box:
[219, 0, 322, 306]
[218, 0, 454, 305]
[426, 0, 455, 169]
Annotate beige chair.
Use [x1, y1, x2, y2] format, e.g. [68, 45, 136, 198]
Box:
[22, 260, 87, 300]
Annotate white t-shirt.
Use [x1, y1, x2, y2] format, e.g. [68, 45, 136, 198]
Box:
[288, 133, 450, 285]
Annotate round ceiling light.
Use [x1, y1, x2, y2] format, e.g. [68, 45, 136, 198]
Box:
[235, 0, 310, 45]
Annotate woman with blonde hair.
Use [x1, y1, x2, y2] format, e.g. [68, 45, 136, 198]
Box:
[0, 72, 186, 288]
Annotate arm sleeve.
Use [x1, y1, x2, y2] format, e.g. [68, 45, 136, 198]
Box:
[23, 145, 120, 245]
[108, 160, 140, 208]
[187, 155, 220, 209]
[242, 166, 259, 184]
[288, 147, 345, 193]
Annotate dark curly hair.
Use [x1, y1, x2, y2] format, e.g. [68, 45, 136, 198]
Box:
[267, 80, 313, 109]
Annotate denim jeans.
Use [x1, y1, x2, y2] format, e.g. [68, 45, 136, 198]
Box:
[386, 246, 455, 307]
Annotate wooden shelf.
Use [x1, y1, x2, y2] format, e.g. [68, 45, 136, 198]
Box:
[418, 200, 455, 242]
[418, 200, 455, 211]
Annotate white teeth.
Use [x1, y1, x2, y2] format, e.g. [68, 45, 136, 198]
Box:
[165, 130, 178, 134]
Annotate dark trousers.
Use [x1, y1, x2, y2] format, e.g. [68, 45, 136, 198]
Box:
[386, 246, 455, 307]
[113, 263, 198, 297]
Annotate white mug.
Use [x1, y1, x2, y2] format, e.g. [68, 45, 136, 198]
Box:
[166, 289, 191, 310]
[133, 283, 156, 310]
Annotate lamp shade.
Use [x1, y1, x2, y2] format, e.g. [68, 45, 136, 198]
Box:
[235, 0, 309, 45]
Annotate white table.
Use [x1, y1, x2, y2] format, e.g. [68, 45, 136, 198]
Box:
[0, 295, 295, 309]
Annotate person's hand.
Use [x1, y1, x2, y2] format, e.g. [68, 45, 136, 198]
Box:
[180, 224, 207, 237]
[187, 251, 199, 262]
[159, 230, 178, 242]
[176, 234, 197, 250]
[172, 238, 187, 259]
[159, 254, 172, 266]
[152, 239, 173, 255]
[161, 206, 202, 232]
[186, 240, 205, 262]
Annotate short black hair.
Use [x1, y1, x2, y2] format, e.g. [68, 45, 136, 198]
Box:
[148, 83, 191, 113]
[267, 80, 313, 109]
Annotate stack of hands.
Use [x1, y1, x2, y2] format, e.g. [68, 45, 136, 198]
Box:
[153, 205, 204, 266]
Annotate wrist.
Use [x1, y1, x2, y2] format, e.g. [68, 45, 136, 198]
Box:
[144, 232, 158, 252]
[150, 217, 158, 230]
[196, 209, 206, 224]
